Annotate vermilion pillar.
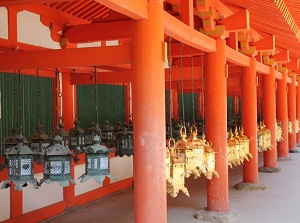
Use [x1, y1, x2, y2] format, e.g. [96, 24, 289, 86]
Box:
[297, 85, 300, 143]
[288, 76, 297, 151]
[276, 73, 289, 157]
[172, 88, 179, 120]
[10, 182, 22, 218]
[241, 57, 258, 184]
[263, 67, 277, 167]
[62, 72, 75, 207]
[132, 1, 166, 223]
[205, 39, 228, 212]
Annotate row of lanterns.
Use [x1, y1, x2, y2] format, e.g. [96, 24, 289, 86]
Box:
[166, 125, 218, 198]
[227, 127, 252, 168]
[0, 119, 134, 190]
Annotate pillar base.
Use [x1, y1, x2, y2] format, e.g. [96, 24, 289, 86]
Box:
[277, 157, 292, 161]
[65, 205, 85, 213]
[234, 182, 266, 191]
[258, 166, 281, 173]
[289, 149, 300, 153]
[194, 208, 237, 223]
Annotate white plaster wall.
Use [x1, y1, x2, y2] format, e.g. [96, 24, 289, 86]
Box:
[74, 164, 103, 196]
[0, 7, 8, 39]
[17, 11, 60, 49]
[23, 173, 63, 214]
[0, 187, 10, 221]
[110, 156, 133, 183]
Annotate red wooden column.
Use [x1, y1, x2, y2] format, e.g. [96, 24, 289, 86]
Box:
[205, 39, 228, 212]
[261, 67, 278, 170]
[276, 73, 289, 157]
[288, 76, 297, 151]
[297, 84, 300, 144]
[10, 183, 23, 218]
[241, 58, 258, 184]
[132, 1, 166, 223]
[172, 88, 179, 120]
[62, 72, 75, 208]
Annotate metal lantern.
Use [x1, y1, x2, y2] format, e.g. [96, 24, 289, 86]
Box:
[1, 127, 29, 156]
[84, 122, 101, 147]
[203, 144, 218, 180]
[276, 120, 284, 142]
[296, 119, 300, 133]
[236, 126, 252, 163]
[101, 120, 115, 148]
[257, 122, 273, 152]
[167, 143, 189, 198]
[176, 126, 198, 178]
[288, 120, 294, 134]
[227, 129, 241, 168]
[115, 129, 134, 157]
[187, 125, 206, 178]
[78, 135, 117, 183]
[69, 120, 85, 152]
[52, 123, 69, 148]
[40, 136, 75, 187]
[1, 135, 38, 191]
[166, 138, 174, 184]
[30, 123, 51, 153]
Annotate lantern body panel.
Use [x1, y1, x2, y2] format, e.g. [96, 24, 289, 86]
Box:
[116, 131, 133, 157]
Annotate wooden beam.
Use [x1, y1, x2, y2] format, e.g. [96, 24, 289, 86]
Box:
[256, 61, 270, 75]
[0, 0, 75, 6]
[170, 43, 203, 57]
[0, 45, 131, 70]
[63, 21, 133, 43]
[0, 38, 49, 51]
[218, 9, 250, 32]
[252, 35, 275, 51]
[226, 45, 250, 67]
[166, 66, 202, 81]
[273, 50, 289, 62]
[286, 59, 299, 70]
[164, 11, 216, 52]
[94, 0, 148, 20]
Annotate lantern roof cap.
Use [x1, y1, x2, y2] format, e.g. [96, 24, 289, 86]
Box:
[86, 143, 108, 153]
[45, 141, 71, 155]
[7, 142, 34, 155]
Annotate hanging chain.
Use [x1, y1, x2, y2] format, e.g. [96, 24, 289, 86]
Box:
[180, 42, 185, 127]
[18, 70, 23, 129]
[201, 53, 205, 129]
[191, 47, 195, 125]
[117, 83, 121, 122]
[105, 83, 108, 121]
[94, 66, 99, 124]
[74, 69, 78, 121]
[90, 72, 95, 123]
[168, 36, 173, 138]
[13, 70, 17, 128]
[56, 68, 63, 123]
[36, 69, 42, 124]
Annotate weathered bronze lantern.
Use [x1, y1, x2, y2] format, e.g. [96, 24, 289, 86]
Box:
[40, 136, 75, 187]
[187, 125, 206, 178]
[78, 135, 117, 183]
[288, 120, 294, 134]
[69, 120, 85, 152]
[1, 135, 39, 191]
[176, 126, 199, 178]
[84, 122, 101, 147]
[227, 129, 241, 168]
[1, 127, 29, 155]
[167, 142, 189, 198]
[101, 120, 115, 148]
[52, 123, 69, 148]
[30, 123, 51, 153]
[295, 119, 300, 133]
[257, 122, 273, 152]
[236, 126, 252, 163]
[203, 144, 218, 180]
[276, 120, 284, 142]
[115, 129, 134, 157]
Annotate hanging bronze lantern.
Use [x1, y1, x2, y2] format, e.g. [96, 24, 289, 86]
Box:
[288, 120, 294, 134]
[30, 123, 51, 153]
[52, 123, 69, 148]
[187, 125, 206, 178]
[295, 119, 300, 133]
[115, 129, 134, 157]
[1, 127, 29, 155]
[1, 135, 39, 191]
[78, 135, 117, 183]
[203, 144, 218, 180]
[84, 122, 101, 147]
[40, 136, 75, 187]
[257, 122, 273, 152]
[236, 126, 252, 162]
[276, 120, 284, 142]
[100, 120, 115, 148]
[176, 126, 198, 178]
[227, 129, 241, 168]
[69, 120, 85, 152]
[166, 138, 174, 185]
[167, 142, 189, 198]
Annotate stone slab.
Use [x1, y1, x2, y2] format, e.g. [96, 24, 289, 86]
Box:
[234, 182, 267, 191]
[258, 166, 281, 173]
[195, 208, 237, 223]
